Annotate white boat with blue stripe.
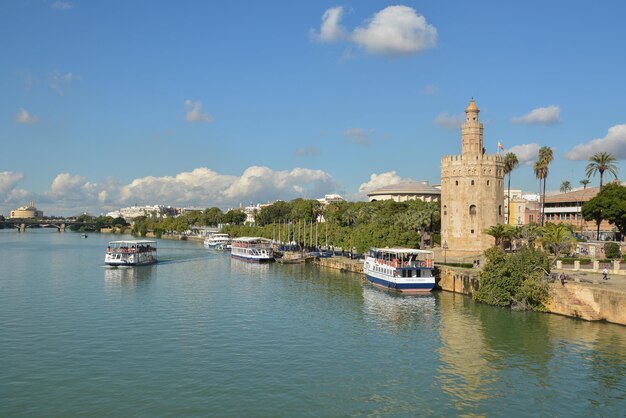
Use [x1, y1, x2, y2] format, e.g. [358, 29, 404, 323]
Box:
[363, 248, 435, 293]
[231, 237, 274, 263]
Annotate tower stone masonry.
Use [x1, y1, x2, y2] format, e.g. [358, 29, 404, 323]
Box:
[440, 99, 505, 257]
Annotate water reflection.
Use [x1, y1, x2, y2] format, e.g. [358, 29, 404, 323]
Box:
[103, 265, 156, 290]
[229, 258, 272, 279]
[435, 292, 626, 416]
[436, 292, 498, 412]
[362, 286, 435, 329]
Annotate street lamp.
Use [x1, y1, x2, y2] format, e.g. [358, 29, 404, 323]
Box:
[443, 241, 448, 264]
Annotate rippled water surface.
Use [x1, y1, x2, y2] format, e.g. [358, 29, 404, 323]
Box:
[1, 230, 625, 416]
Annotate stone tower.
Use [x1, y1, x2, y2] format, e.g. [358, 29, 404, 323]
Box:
[440, 99, 505, 257]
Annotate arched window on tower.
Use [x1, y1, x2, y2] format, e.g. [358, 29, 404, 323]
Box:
[443, 205, 447, 216]
[469, 205, 477, 235]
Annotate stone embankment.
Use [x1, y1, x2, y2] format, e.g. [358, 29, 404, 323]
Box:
[315, 256, 363, 274]
[436, 265, 626, 326]
[318, 258, 626, 326]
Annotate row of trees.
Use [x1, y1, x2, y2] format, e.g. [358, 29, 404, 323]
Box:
[224, 199, 441, 253]
[131, 208, 246, 237]
[559, 152, 619, 193]
[485, 222, 576, 264]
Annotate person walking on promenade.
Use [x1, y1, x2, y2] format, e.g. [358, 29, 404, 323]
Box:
[560, 272, 566, 286]
[602, 267, 609, 280]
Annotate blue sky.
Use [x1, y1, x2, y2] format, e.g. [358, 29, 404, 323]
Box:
[2, 0, 626, 215]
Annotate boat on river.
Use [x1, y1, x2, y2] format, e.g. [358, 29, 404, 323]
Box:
[105, 240, 158, 266]
[363, 248, 435, 293]
[231, 237, 274, 263]
[204, 233, 231, 249]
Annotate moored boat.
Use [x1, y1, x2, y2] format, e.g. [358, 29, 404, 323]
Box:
[105, 240, 158, 266]
[363, 248, 435, 293]
[204, 233, 231, 249]
[231, 237, 274, 263]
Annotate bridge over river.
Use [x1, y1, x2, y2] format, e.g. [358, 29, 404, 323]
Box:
[0, 219, 97, 232]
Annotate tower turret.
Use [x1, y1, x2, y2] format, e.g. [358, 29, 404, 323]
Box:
[461, 99, 483, 157]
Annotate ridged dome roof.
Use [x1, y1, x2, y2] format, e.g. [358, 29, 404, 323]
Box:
[466, 99, 479, 112]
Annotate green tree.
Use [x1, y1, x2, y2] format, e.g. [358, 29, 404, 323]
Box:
[604, 242, 620, 259]
[560, 180, 572, 193]
[485, 224, 509, 248]
[203, 207, 224, 226]
[582, 190, 608, 240]
[586, 151, 619, 190]
[504, 152, 519, 223]
[222, 209, 247, 225]
[474, 246, 550, 310]
[538, 146, 553, 226]
[541, 223, 575, 264]
[590, 183, 626, 236]
[534, 160, 547, 225]
[580, 179, 590, 189]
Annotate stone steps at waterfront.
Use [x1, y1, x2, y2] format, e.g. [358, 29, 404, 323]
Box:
[549, 285, 603, 321]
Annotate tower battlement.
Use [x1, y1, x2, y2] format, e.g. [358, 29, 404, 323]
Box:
[441, 154, 505, 163]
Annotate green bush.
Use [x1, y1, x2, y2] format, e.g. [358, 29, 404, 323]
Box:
[474, 246, 550, 311]
[558, 257, 592, 264]
[438, 262, 474, 268]
[604, 242, 620, 259]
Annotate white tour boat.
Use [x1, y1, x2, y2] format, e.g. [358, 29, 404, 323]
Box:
[231, 237, 274, 263]
[363, 248, 435, 293]
[105, 240, 158, 266]
[204, 233, 231, 249]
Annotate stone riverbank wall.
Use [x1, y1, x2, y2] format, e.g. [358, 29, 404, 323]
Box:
[436, 266, 626, 326]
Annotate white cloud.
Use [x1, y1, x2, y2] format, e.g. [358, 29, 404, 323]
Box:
[51, 1, 72, 9]
[344, 128, 370, 145]
[435, 113, 464, 129]
[312, 5, 436, 57]
[185, 99, 213, 123]
[351, 6, 437, 56]
[49, 173, 99, 200]
[15, 108, 39, 124]
[565, 124, 626, 161]
[0, 171, 24, 200]
[512, 105, 560, 125]
[357, 171, 405, 195]
[224, 167, 335, 202]
[0, 166, 340, 216]
[310, 6, 347, 42]
[294, 146, 320, 157]
[507, 143, 541, 165]
[49, 71, 77, 94]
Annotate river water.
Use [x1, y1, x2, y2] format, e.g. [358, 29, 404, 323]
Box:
[1, 230, 625, 416]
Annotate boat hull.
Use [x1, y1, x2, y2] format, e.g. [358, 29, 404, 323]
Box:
[231, 253, 273, 263]
[365, 273, 435, 293]
[105, 259, 158, 267]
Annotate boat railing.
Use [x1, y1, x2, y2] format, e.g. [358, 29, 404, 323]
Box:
[373, 258, 433, 269]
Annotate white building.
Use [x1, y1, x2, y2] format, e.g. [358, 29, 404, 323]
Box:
[106, 205, 176, 221]
[317, 194, 345, 205]
[367, 181, 440, 203]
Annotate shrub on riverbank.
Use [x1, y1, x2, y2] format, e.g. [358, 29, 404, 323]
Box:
[474, 247, 550, 311]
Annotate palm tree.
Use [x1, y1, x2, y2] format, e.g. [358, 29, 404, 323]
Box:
[504, 152, 519, 224]
[541, 223, 574, 265]
[579, 179, 590, 189]
[538, 146, 553, 226]
[485, 224, 508, 248]
[534, 160, 547, 226]
[560, 180, 572, 193]
[585, 151, 619, 190]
